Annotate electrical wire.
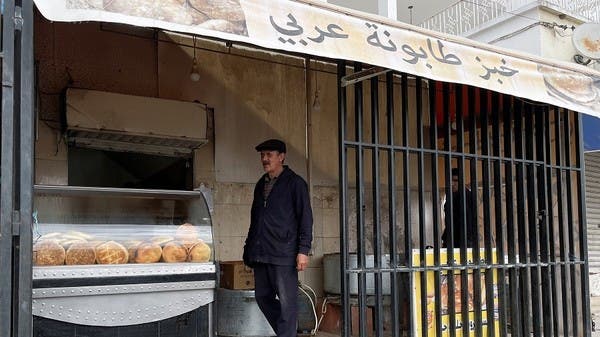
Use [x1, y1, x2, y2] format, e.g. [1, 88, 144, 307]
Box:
[459, 0, 563, 24]
[297, 280, 319, 335]
[317, 296, 340, 331]
[424, 0, 582, 40]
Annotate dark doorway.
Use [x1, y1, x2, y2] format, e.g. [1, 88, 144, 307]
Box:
[68, 147, 193, 190]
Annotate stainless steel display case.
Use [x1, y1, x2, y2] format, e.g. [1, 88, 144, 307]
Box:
[32, 185, 216, 327]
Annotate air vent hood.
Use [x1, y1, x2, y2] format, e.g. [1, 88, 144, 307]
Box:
[65, 89, 207, 157]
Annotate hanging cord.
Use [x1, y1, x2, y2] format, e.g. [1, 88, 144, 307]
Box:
[317, 296, 337, 331]
[297, 280, 319, 335]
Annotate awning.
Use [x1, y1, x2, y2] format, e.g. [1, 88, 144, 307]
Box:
[34, 0, 600, 118]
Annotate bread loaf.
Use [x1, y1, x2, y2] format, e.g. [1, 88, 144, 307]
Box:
[134, 242, 162, 263]
[33, 240, 66, 266]
[87, 240, 104, 248]
[95, 241, 128, 264]
[63, 230, 94, 241]
[59, 239, 87, 249]
[65, 242, 96, 265]
[124, 240, 143, 263]
[151, 236, 174, 246]
[39, 232, 62, 241]
[162, 241, 187, 263]
[175, 223, 198, 249]
[187, 241, 211, 262]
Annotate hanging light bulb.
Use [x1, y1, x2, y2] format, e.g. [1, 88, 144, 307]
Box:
[190, 58, 200, 82]
[190, 36, 200, 82]
[312, 89, 321, 111]
[312, 72, 321, 111]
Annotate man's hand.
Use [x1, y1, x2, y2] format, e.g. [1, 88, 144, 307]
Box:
[296, 253, 309, 271]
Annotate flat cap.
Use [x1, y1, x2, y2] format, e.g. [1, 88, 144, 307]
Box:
[255, 139, 286, 153]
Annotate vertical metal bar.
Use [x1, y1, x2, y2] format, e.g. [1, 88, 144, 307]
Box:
[467, 85, 482, 337]
[385, 71, 399, 337]
[338, 61, 351, 337]
[563, 109, 579, 337]
[525, 103, 541, 337]
[428, 80, 443, 337]
[415, 77, 428, 337]
[18, 0, 34, 336]
[501, 93, 520, 337]
[575, 111, 592, 337]
[0, 1, 16, 336]
[537, 106, 554, 337]
[401, 73, 413, 336]
[443, 82, 456, 337]
[354, 62, 367, 337]
[515, 98, 532, 337]
[455, 84, 470, 337]
[546, 107, 560, 337]
[490, 90, 505, 337]
[555, 107, 570, 336]
[488, 90, 506, 337]
[370, 74, 383, 337]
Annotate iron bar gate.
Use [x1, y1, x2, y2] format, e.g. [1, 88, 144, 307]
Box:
[1, 0, 35, 336]
[337, 60, 591, 337]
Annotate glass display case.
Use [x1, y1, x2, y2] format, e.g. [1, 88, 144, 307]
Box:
[31, 185, 216, 327]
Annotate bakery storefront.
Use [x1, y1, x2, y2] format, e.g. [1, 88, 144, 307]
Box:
[1, 0, 598, 337]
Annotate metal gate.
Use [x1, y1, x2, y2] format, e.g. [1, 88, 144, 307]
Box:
[337, 61, 591, 337]
[1, 0, 35, 337]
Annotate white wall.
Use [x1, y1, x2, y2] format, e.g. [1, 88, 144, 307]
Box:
[466, 6, 544, 55]
[326, 0, 456, 24]
[466, 5, 591, 68]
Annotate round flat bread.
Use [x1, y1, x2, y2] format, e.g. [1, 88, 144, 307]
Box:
[134, 242, 162, 263]
[87, 240, 105, 248]
[65, 242, 96, 265]
[175, 223, 198, 249]
[151, 236, 174, 246]
[63, 230, 94, 241]
[124, 240, 143, 263]
[162, 241, 188, 263]
[59, 239, 87, 249]
[33, 240, 66, 266]
[95, 241, 128, 264]
[187, 241, 211, 263]
[39, 232, 62, 241]
[539, 64, 598, 103]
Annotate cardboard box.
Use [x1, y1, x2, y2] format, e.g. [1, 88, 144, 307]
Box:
[220, 261, 255, 290]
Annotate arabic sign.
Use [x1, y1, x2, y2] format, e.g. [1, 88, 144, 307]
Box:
[412, 249, 499, 337]
[34, 0, 600, 117]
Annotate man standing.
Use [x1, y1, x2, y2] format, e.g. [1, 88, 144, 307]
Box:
[243, 139, 313, 337]
[442, 168, 477, 248]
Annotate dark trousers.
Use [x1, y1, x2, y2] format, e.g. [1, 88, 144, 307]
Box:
[253, 263, 298, 337]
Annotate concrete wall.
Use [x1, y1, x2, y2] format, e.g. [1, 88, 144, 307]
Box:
[466, 6, 544, 55]
[466, 5, 600, 73]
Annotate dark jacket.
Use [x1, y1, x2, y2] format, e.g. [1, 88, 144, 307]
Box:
[442, 188, 477, 248]
[243, 166, 313, 266]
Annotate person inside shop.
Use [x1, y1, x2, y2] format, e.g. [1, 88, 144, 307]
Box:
[441, 167, 477, 248]
[243, 138, 313, 337]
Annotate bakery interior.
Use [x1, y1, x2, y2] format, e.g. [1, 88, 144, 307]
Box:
[31, 5, 341, 336]
[25, 2, 590, 337]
